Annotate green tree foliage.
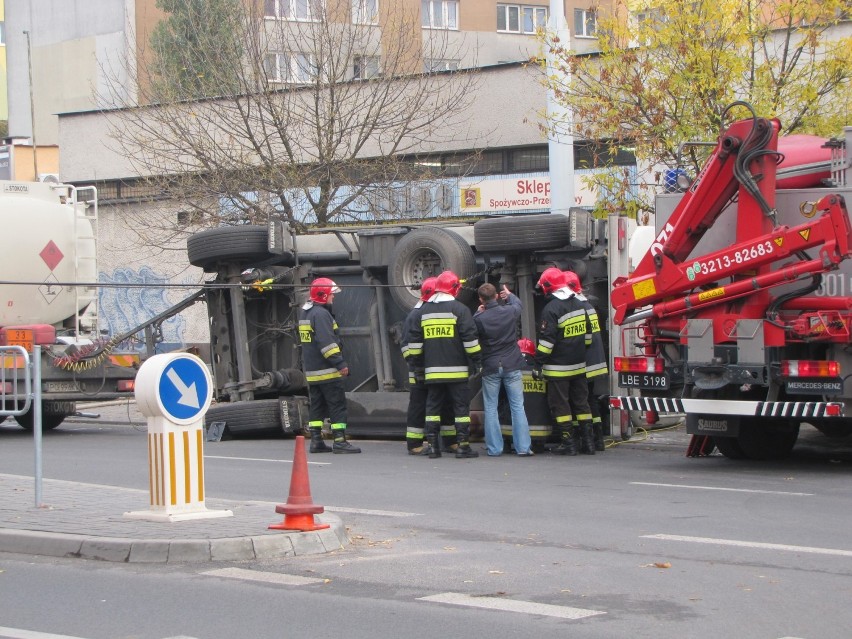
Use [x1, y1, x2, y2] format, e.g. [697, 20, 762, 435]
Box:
[542, 0, 852, 219]
[149, 0, 245, 99]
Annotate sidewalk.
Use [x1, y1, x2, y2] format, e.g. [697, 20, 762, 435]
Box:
[0, 400, 348, 564]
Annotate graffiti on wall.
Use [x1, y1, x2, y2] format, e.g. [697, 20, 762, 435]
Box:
[99, 267, 187, 351]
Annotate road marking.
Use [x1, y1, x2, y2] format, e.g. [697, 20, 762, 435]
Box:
[418, 593, 605, 619]
[245, 499, 420, 517]
[0, 627, 89, 639]
[644, 534, 852, 557]
[631, 482, 813, 496]
[203, 567, 325, 586]
[325, 506, 422, 517]
[205, 455, 331, 466]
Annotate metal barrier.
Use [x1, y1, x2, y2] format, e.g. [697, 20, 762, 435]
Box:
[0, 345, 44, 506]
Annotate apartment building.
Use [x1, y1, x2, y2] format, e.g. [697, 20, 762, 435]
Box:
[5, 0, 606, 149]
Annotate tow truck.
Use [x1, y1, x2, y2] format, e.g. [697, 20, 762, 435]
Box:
[608, 102, 852, 459]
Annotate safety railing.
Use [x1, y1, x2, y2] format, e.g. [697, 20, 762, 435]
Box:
[0, 345, 44, 505]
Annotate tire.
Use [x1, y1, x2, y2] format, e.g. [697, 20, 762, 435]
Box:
[187, 225, 272, 272]
[204, 397, 308, 437]
[15, 401, 76, 431]
[388, 227, 477, 310]
[473, 214, 572, 253]
[736, 420, 799, 460]
[713, 435, 746, 459]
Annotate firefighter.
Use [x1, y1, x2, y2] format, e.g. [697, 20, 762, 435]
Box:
[299, 277, 361, 454]
[564, 270, 608, 452]
[402, 277, 439, 454]
[534, 267, 595, 455]
[516, 337, 552, 451]
[408, 270, 482, 458]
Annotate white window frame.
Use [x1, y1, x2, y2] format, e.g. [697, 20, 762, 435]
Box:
[265, 52, 319, 83]
[352, 0, 379, 24]
[265, 0, 325, 22]
[421, 0, 459, 30]
[353, 55, 382, 79]
[498, 4, 548, 34]
[573, 8, 597, 38]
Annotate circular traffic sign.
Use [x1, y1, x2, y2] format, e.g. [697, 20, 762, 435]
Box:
[135, 353, 212, 425]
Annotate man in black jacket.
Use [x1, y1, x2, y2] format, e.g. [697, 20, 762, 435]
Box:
[408, 270, 481, 458]
[473, 283, 533, 456]
[299, 278, 361, 454]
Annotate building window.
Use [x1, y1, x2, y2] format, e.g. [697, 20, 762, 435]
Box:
[498, 5, 547, 34]
[421, 0, 458, 30]
[353, 55, 381, 79]
[352, 0, 379, 24]
[574, 8, 597, 37]
[509, 147, 548, 172]
[265, 52, 319, 83]
[0, 22, 5, 46]
[265, 0, 324, 21]
[423, 58, 460, 72]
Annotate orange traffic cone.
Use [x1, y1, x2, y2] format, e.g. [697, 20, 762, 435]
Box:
[269, 435, 330, 531]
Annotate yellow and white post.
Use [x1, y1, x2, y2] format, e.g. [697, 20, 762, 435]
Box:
[125, 353, 232, 522]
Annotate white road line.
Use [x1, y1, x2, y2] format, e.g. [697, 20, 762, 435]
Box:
[203, 567, 326, 586]
[644, 534, 852, 557]
[631, 482, 813, 496]
[245, 500, 421, 517]
[0, 627, 90, 639]
[205, 455, 331, 466]
[418, 593, 605, 620]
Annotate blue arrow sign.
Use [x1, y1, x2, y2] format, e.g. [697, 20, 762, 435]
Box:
[157, 357, 210, 422]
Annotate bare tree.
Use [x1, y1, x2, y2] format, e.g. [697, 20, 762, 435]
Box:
[104, 0, 482, 248]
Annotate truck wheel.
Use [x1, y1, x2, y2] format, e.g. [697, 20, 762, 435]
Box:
[712, 435, 746, 459]
[14, 402, 75, 431]
[388, 227, 476, 310]
[204, 398, 301, 437]
[737, 420, 799, 460]
[187, 226, 272, 272]
[473, 214, 572, 253]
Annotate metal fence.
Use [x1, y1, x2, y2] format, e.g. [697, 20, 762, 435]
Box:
[0, 345, 44, 505]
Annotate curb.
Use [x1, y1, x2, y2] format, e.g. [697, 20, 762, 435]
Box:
[0, 514, 348, 563]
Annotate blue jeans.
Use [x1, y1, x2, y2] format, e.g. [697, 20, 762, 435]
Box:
[481, 368, 531, 455]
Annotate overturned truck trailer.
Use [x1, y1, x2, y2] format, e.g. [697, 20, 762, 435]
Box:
[188, 210, 607, 438]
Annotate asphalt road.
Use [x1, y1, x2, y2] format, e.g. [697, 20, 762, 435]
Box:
[1, 409, 852, 639]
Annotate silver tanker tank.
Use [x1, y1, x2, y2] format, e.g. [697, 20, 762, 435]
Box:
[0, 181, 97, 328]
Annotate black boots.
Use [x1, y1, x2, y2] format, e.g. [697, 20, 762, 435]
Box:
[309, 428, 332, 453]
[579, 421, 596, 455]
[552, 426, 579, 456]
[592, 422, 606, 452]
[333, 432, 361, 454]
[454, 425, 479, 458]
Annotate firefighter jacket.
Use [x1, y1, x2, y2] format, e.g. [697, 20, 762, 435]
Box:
[299, 301, 347, 385]
[473, 293, 524, 376]
[534, 288, 593, 379]
[408, 293, 482, 384]
[576, 292, 608, 379]
[401, 301, 425, 384]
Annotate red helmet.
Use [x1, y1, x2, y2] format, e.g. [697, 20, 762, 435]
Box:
[536, 267, 568, 295]
[420, 276, 438, 301]
[435, 271, 461, 297]
[563, 270, 582, 293]
[309, 277, 341, 304]
[518, 337, 536, 356]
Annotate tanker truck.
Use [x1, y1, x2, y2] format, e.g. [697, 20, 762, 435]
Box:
[0, 181, 139, 430]
[608, 105, 852, 460]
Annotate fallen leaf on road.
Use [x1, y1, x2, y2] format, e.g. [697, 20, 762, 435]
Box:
[654, 562, 672, 569]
